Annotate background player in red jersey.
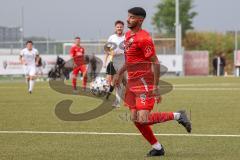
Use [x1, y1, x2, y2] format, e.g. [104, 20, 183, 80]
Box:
[70, 37, 87, 91]
[114, 7, 192, 157]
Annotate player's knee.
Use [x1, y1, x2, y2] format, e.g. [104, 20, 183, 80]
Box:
[72, 75, 77, 79]
[136, 114, 149, 125]
[137, 119, 148, 125]
[29, 76, 35, 80]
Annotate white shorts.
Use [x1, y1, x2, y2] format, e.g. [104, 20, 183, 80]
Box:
[36, 66, 43, 74]
[112, 54, 125, 71]
[23, 65, 36, 77]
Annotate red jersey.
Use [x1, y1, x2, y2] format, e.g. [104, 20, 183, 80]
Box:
[124, 29, 156, 79]
[70, 45, 85, 66]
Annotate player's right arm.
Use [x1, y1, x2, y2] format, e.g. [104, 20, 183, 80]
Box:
[104, 51, 110, 68]
[104, 35, 115, 67]
[70, 46, 77, 68]
[19, 50, 26, 65]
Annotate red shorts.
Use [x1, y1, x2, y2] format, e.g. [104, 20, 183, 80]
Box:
[72, 65, 87, 76]
[124, 76, 156, 111]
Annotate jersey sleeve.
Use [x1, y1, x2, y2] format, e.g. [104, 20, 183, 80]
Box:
[139, 37, 156, 59]
[107, 35, 112, 42]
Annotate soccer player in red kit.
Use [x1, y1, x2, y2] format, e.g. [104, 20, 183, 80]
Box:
[70, 37, 87, 91]
[114, 7, 191, 157]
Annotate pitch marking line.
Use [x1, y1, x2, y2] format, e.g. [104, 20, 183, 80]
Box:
[173, 88, 240, 91]
[0, 86, 240, 91]
[0, 131, 239, 137]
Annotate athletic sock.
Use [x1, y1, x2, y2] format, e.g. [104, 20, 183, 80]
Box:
[115, 87, 121, 103]
[109, 85, 114, 93]
[29, 80, 35, 92]
[134, 122, 158, 145]
[173, 112, 181, 120]
[146, 112, 174, 125]
[152, 142, 162, 150]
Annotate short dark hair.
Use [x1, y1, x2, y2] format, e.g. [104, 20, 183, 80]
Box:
[128, 7, 146, 18]
[115, 20, 124, 26]
[26, 40, 33, 45]
[75, 37, 81, 40]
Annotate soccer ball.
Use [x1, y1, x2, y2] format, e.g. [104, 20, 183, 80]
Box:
[90, 77, 110, 97]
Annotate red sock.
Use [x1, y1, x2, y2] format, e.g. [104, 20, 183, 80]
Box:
[72, 78, 77, 90]
[147, 112, 174, 125]
[134, 122, 158, 145]
[83, 76, 87, 89]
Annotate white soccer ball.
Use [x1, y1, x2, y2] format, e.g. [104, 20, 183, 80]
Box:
[90, 77, 110, 97]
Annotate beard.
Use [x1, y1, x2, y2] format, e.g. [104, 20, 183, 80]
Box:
[127, 25, 134, 29]
[127, 21, 138, 29]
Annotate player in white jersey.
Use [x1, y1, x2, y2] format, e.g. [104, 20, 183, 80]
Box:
[19, 41, 40, 94]
[104, 20, 125, 107]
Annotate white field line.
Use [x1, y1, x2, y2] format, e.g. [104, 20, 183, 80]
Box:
[173, 88, 240, 91]
[0, 130, 239, 138]
[1, 83, 240, 88]
[0, 86, 240, 91]
[173, 83, 240, 87]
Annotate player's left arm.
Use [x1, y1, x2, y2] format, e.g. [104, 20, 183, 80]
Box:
[140, 37, 160, 89]
[82, 48, 86, 64]
[19, 50, 26, 65]
[35, 50, 40, 65]
[70, 46, 77, 68]
[150, 55, 160, 89]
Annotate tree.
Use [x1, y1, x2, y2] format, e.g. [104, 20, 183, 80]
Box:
[152, 0, 197, 37]
[183, 31, 234, 56]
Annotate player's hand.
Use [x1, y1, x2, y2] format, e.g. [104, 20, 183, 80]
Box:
[110, 50, 115, 56]
[152, 85, 160, 94]
[155, 95, 162, 104]
[21, 60, 27, 65]
[152, 85, 162, 104]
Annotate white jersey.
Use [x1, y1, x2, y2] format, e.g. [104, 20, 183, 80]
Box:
[107, 34, 125, 55]
[20, 48, 39, 66]
[107, 34, 125, 71]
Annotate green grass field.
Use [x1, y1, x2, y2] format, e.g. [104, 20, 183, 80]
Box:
[0, 77, 240, 160]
